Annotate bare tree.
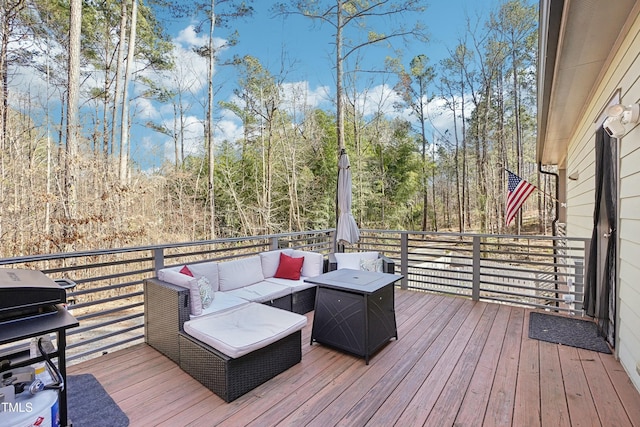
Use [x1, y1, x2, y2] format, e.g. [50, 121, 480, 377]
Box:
[393, 54, 435, 231]
[275, 0, 428, 155]
[119, 0, 138, 185]
[64, 0, 82, 248]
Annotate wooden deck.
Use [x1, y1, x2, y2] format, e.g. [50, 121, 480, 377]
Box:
[68, 290, 640, 426]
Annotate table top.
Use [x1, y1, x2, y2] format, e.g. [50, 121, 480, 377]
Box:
[305, 269, 403, 294]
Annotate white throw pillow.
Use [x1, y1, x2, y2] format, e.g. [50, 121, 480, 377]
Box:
[196, 276, 214, 310]
[218, 256, 265, 291]
[334, 251, 378, 270]
[360, 257, 383, 272]
[291, 250, 324, 277]
[158, 269, 213, 316]
[260, 249, 293, 278]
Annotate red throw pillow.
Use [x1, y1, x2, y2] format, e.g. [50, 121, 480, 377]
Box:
[179, 265, 194, 277]
[274, 253, 304, 280]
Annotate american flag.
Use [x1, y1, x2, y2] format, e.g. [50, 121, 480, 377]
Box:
[505, 170, 536, 226]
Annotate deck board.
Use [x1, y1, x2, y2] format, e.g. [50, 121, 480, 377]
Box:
[67, 290, 640, 427]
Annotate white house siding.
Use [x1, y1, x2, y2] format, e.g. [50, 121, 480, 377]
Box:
[565, 12, 640, 392]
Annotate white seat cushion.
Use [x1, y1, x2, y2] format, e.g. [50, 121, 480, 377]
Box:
[334, 251, 379, 270]
[194, 292, 250, 318]
[265, 276, 316, 292]
[183, 303, 307, 358]
[223, 281, 291, 303]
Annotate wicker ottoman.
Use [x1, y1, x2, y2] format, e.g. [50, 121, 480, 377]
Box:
[179, 303, 307, 402]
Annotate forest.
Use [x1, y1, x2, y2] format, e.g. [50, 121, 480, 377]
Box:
[0, 0, 551, 258]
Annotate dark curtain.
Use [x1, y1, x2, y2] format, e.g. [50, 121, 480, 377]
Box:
[584, 127, 616, 344]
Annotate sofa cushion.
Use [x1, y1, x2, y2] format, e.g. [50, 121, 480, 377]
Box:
[187, 262, 220, 292]
[274, 252, 304, 280]
[224, 281, 291, 303]
[196, 292, 250, 318]
[260, 249, 293, 278]
[183, 302, 307, 358]
[334, 251, 379, 270]
[218, 256, 265, 291]
[265, 277, 315, 292]
[291, 250, 324, 277]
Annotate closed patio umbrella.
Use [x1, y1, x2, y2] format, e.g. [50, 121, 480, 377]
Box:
[335, 149, 360, 245]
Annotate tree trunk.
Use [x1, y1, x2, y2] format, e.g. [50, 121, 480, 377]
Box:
[111, 0, 127, 162]
[206, 0, 216, 239]
[336, 0, 344, 153]
[119, 0, 137, 186]
[65, 0, 82, 248]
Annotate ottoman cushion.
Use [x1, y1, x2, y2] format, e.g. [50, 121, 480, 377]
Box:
[183, 303, 307, 358]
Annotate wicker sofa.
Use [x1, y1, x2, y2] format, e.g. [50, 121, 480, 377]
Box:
[143, 249, 324, 402]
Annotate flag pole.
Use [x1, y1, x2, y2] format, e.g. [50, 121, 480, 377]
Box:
[536, 187, 566, 207]
[505, 168, 566, 208]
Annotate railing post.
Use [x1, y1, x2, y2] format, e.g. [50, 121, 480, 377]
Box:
[152, 248, 165, 273]
[401, 232, 409, 289]
[270, 237, 279, 250]
[472, 236, 480, 301]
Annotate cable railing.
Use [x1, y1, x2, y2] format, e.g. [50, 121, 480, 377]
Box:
[0, 228, 589, 365]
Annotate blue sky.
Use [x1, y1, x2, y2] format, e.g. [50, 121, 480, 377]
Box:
[132, 0, 503, 170]
[9, 0, 505, 171]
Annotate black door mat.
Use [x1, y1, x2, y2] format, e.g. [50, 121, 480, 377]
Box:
[528, 312, 612, 354]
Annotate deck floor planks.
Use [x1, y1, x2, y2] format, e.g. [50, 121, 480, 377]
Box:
[599, 350, 640, 425]
[292, 294, 461, 426]
[483, 306, 524, 426]
[557, 345, 599, 427]
[578, 348, 634, 427]
[278, 290, 445, 427]
[453, 304, 512, 426]
[393, 299, 487, 426]
[65, 289, 640, 427]
[539, 341, 571, 426]
[332, 296, 468, 426]
[425, 302, 500, 426]
[360, 297, 468, 426]
[221, 350, 356, 426]
[513, 309, 541, 426]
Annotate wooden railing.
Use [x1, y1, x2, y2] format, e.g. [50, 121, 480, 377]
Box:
[0, 229, 589, 364]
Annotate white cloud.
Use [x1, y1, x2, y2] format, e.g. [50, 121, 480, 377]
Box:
[133, 97, 158, 120]
[280, 81, 331, 113]
[215, 118, 243, 143]
[174, 25, 227, 52]
[354, 84, 402, 118]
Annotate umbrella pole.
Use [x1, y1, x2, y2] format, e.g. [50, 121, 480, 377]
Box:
[334, 149, 346, 253]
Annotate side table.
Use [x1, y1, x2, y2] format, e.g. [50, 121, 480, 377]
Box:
[306, 269, 402, 364]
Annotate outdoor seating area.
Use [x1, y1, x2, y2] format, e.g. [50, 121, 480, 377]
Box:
[144, 249, 323, 401]
[69, 288, 640, 426]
